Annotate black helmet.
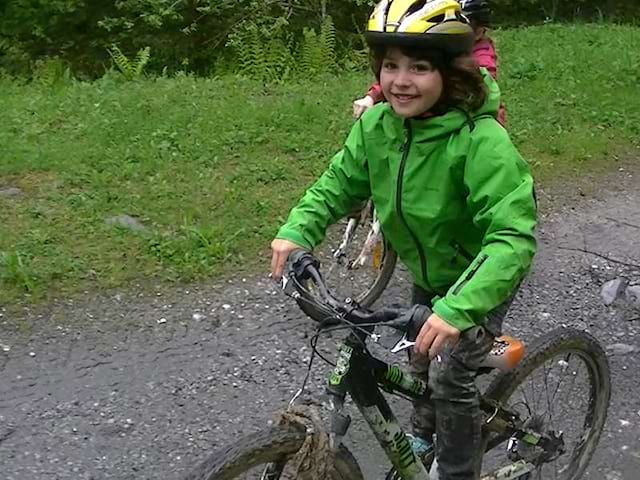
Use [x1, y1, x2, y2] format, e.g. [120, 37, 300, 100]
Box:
[459, 0, 492, 27]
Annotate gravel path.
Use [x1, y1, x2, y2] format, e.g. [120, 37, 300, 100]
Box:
[1, 165, 639, 480]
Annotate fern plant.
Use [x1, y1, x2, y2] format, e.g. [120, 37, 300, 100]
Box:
[231, 23, 262, 77]
[225, 15, 337, 80]
[300, 27, 322, 75]
[227, 20, 293, 82]
[108, 45, 151, 81]
[298, 16, 337, 75]
[320, 15, 337, 71]
[32, 56, 71, 86]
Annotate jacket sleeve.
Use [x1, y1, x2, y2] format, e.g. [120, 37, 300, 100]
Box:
[275, 121, 371, 249]
[367, 83, 385, 104]
[432, 124, 537, 331]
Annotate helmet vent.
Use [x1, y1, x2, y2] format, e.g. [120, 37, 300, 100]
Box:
[406, 0, 427, 16]
[396, 0, 427, 26]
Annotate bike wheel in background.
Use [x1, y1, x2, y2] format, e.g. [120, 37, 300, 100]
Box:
[312, 212, 397, 314]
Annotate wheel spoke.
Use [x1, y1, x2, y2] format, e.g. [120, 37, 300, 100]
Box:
[542, 360, 557, 432]
[482, 330, 609, 480]
[314, 215, 395, 308]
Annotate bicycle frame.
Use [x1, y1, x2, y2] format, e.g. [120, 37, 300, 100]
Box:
[326, 332, 548, 480]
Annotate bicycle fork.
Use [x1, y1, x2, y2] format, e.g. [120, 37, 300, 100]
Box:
[333, 216, 360, 260]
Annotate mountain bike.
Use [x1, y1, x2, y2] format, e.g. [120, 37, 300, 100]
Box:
[184, 251, 611, 480]
[317, 199, 396, 310]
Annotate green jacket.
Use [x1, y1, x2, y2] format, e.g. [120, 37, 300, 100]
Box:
[277, 73, 537, 331]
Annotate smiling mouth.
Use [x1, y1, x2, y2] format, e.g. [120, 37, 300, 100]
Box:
[391, 93, 419, 103]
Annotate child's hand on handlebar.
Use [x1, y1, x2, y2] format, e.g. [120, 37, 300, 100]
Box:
[270, 239, 304, 281]
[352, 95, 375, 119]
[415, 313, 460, 360]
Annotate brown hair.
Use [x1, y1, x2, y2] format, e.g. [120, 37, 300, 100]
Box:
[371, 46, 487, 115]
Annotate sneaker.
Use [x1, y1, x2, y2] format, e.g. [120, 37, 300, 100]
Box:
[384, 433, 435, 480]
[406, 433, 435, 467]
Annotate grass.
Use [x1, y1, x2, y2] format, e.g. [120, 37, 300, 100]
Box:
[494, 24, 640, 169]
[1, 23, 640, 305]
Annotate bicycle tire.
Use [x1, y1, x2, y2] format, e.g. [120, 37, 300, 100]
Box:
[355, 242, 397, 308]
[183, 424, 364, 480]
[482, 327, 611, 479]
[300, 239, 397, 323]
[298, 247, 398, 325]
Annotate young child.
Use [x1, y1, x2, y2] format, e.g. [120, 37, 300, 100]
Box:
[271, 1, 536, 478]
[353, 0, 506, 126]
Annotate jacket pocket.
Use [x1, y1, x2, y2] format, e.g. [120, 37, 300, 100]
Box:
[452, 253, 488, 295]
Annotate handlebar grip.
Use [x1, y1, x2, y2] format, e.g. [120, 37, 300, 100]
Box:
[288, 250, 319, 280]
[406, 305, 431, 342]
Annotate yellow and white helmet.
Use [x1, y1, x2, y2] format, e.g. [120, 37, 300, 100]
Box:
[365, 0, 474, 56]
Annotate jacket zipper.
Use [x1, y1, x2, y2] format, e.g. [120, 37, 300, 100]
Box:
[452, 253, 488, 295]
[451, 240, 474, 263]
[396, 121, 429, 287]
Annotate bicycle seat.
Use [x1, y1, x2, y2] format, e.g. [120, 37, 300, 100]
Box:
[479, 336, 525, 372]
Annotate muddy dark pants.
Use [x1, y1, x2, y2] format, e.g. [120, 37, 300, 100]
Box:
[409, 285, 513, 480]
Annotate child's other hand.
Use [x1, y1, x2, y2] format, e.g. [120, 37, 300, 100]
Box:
[415, 313, 461, 360]
[352, 95, 375, 119]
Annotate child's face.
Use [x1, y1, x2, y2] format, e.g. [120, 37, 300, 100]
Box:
[380, 48, 443, 118]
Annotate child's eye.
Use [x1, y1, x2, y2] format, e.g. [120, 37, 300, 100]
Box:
[382, 60, 398, 70]
[412, 62, 434, 73]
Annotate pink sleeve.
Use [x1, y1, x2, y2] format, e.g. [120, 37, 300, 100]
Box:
[473, 39, 506, 126]
[473, 38, 497, 79]
[366, 83, 385, 104]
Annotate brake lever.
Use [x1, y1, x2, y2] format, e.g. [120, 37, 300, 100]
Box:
[280, 274, 301, 299]
[378, 304, 431, 353]
[390, 335, 416, 353]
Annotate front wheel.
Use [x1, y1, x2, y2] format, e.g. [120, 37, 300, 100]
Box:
[183, 424, 363, 480]
[482, 327, 611, 479]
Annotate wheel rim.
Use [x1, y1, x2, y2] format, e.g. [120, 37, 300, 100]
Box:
[484, 348, 609, 480]
[210, 461, 298, 479]
[315, 219, 392, 307]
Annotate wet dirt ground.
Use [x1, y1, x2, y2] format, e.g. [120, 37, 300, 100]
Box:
[1, 164, 640, 480]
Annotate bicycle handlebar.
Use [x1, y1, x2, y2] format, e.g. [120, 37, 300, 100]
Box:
[284, 250, 429, 341]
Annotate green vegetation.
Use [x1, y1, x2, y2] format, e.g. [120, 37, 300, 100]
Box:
[497, 24, 640, 168]
[1, 24, 639, 305]
[1, 0, 638, 77]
